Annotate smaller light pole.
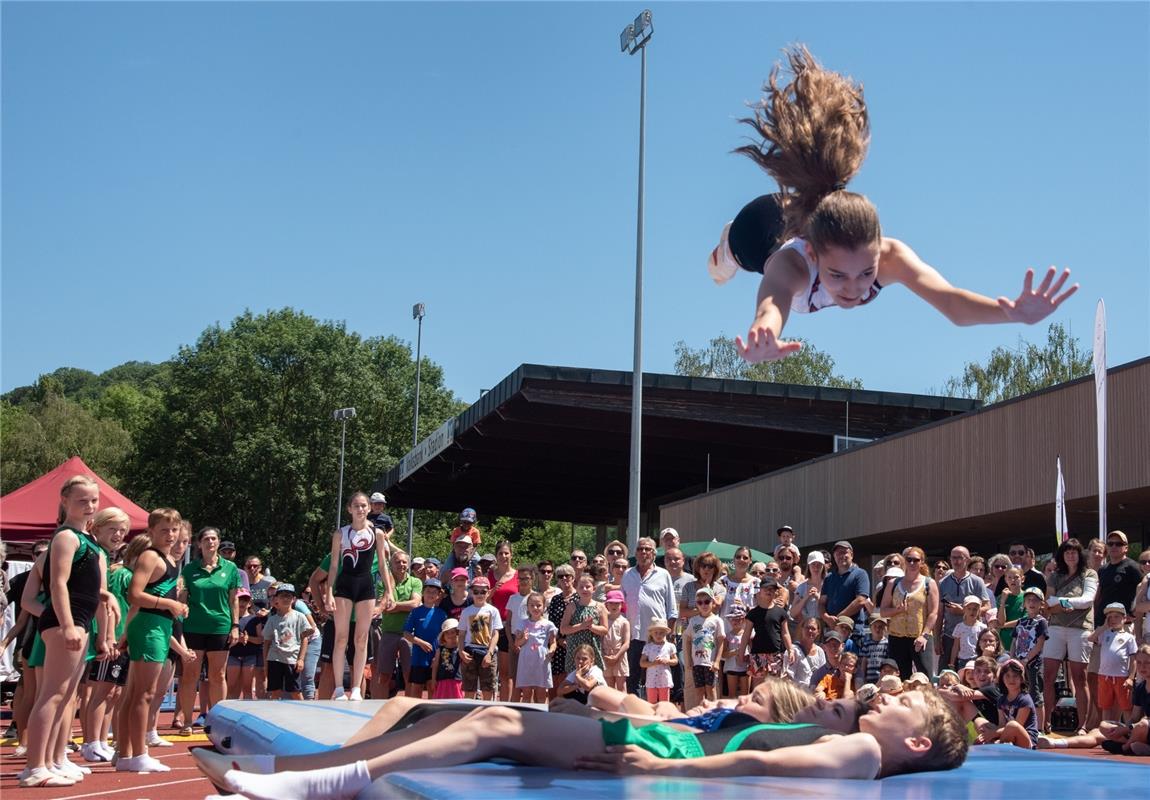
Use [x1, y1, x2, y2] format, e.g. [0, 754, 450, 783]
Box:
[333, 407, 357, 528]
[408, 303, 426, 554]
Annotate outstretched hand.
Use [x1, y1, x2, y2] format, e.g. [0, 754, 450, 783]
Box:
[735, 327, 803, 364]
[997, 267, 1078, 324]
[575, 744, 665, 774]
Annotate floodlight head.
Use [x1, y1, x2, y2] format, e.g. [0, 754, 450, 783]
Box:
[634, 10, 652, 36]
[332, 407, 357, 421]
[619, 23, 634, 53]
[412, 302, 425, 320]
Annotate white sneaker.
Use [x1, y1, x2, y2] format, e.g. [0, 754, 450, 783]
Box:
[82, 741, 111, 762]
[13, 744, 27, 758]
[146, 731, 174, 747]
[98, 741, 117, 759]
[331, 688, 347, 701]
[135, 754, 172, 773]
[51, 761, 86, 781]
[348, 687, 363, 701]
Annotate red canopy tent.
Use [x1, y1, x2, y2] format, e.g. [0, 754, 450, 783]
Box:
[0, 456, 150, 542]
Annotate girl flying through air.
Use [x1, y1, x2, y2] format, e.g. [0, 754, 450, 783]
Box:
[707, 46, 1077, 364]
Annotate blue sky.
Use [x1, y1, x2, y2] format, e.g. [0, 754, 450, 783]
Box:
[3, 2, 1148, 404]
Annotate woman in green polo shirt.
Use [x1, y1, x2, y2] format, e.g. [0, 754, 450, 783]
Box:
[177, 526, 242, 736]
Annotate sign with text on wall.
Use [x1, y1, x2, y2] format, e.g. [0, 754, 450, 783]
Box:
[399, 418, 457, 481]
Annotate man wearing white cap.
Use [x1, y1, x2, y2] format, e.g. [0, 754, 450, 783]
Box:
[442, 534, 481, 580]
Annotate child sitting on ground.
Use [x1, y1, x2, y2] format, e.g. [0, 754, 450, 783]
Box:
[558, 643, 607, 704]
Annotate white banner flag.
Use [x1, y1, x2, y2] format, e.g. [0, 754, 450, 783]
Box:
[1093, 300, 1107, 539]
[1055, 455, 1068, 548]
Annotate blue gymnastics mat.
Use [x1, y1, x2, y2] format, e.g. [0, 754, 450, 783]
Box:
[205, 700, 1149, 799]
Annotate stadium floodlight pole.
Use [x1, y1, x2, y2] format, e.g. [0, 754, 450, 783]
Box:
[333, 407, 357, 529]
[620, 10, 652, 552]
[408, 302, 426, 554]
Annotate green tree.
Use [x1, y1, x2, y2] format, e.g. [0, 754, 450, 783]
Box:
[0, 394, 132, 491]
[942, 322, 1091, 404]
[674, 335, 863, 388]
[125, 308, 463, 586]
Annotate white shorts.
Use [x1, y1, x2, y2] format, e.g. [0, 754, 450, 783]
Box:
[1042, 626, 1092, 664]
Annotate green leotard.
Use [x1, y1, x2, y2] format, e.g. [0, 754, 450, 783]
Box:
[126, 549, 180, 662]
[599, 720, 832, 760]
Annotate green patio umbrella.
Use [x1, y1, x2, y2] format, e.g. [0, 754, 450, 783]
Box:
[658, 539, 774, 564]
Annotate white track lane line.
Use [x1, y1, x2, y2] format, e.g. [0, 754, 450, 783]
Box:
[54, 775, 209, 800]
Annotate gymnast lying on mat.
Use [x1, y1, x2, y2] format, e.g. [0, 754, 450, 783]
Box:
[193, 677, 968, 798]
[708, 46, 1077, 364]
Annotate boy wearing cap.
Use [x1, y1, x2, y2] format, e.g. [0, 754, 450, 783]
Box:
[458, 576, 502, 700]
[859, 617, 890, 686]
[1006, 586, 1049, 730]
[450, 508, 482, 547]
[684, 587, 727, 701]
[1088, 602, 1138, 721]
[949, 597, 988, 671]
[263, 584, 315, 701]
[402, 580, 447, 698]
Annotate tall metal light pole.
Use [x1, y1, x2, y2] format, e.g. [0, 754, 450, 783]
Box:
[619, 10, 652, 552]
[332, 407, 357, 528]
[407, 303, 426, 554]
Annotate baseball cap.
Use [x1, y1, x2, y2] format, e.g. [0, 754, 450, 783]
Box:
[777, 524, 793, 534]
[963, 595, 982, 607]
[1103, 602, 1127, 616]
[758, 577, 781, 590]
[370, 492, 387, 504]
[1107, 531, 1128, 544]
[880, 658, 900, 671]
[807, 551, 826, 565]
[1023, 587, 1045, 600]
[659, 527, 679, 540]
[422, 578, 443, 591]
[884, 566, 905, 579]
[833, 540, 852, 551]
[869, 615, 888, 626]
[220, 541, 236, 551]
[455, 535, 473, 546]
[470, 576, 491, 589]
[459, 508, 477, 523]
[237, 588, 251, 599]
[425, 557, 441, 567]
[835, 615, 855, 629]
[605, 590, 625, 604]
[824, 630, 845, 643]
[274, 583, 296, 595]
[449, 568, 470, 581]
[479, 553, 496, 563]
[695, 586, 716, 599]
[411, 557, 425, 566]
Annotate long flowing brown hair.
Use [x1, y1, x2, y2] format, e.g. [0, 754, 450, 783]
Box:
[734, 45, 880, 252]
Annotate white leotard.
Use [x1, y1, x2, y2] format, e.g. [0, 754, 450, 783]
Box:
[778, 237, 882, 314]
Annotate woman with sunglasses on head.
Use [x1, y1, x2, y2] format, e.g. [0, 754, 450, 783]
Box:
[1043, 538, 1098, 734]
[720, 547, 760, 699]
[709, 46, 1075, 367]
[773, 545, 802, 595]
[880, 547, 938, 680]
[679, 552, 727, 711]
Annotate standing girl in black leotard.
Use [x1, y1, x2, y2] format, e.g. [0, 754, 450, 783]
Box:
[19, 475, 109, 789]
[326, 491, 394, 701]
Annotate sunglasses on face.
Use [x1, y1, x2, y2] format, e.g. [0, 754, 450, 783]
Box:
[607, 549, 623, 556]
[696, 598, 713, 605]
[993, 564, 1008, 570]
[1009, 551, 1026, 557]
[571, 555, 586, 561]
[1107, 541, 1125, 547]
[559, 575, 574, 580]
[905, 557, 921, 563]
[471, 589, 488, 595]
[540, 569, 553, 574]
[636, 547, 655, 552]
[1140, 560, 1150, 566]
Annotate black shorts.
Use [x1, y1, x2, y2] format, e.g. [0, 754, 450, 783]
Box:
[89, 653, 130, 686]
[408, 665, 432, 685]
[497, 632, 509, 653]
[318, 618, 377, 664]
[728, 193, 785, 274]
[184, 631, 231, 652]
[266, 660, 300, 693]
[333, 572, 376, 604]
[692, 665, 717, 688]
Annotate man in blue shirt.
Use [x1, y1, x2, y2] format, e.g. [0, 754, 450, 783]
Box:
[820, 540, 871, 648]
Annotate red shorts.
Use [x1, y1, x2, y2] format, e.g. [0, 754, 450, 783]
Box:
[1096, 674, 1132, 711]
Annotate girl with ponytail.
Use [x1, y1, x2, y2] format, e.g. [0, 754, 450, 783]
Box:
[709, 46, 1077, 364]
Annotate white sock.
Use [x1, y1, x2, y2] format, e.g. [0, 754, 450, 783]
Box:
[224, 760, 371, 800]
